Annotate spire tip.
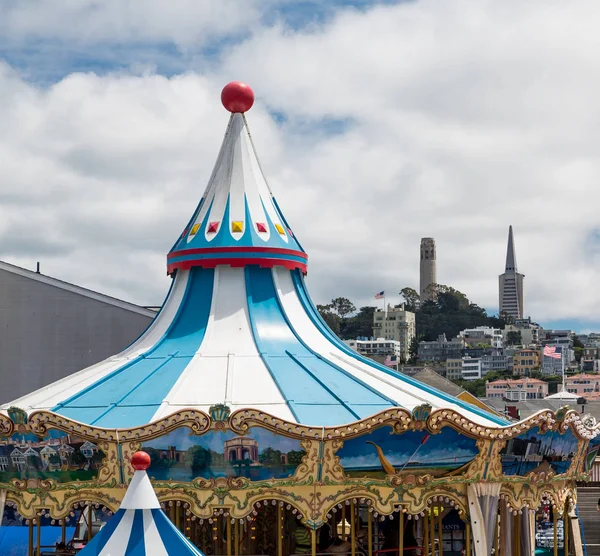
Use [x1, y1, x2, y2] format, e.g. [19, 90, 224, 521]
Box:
[221, 81, 254, 113]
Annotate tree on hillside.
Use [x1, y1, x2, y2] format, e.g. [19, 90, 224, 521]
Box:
[408, 283, 506, 342]
[506, 331, 522, 346]
[342, 306, 376, 339]
[399, 287, 420, 312]
[317, 304, 341, 335]
[330, 297, 357, 320]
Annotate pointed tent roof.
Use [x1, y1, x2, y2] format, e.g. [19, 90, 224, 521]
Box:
[2, 82, 508, 429]
[168, 82, 306, 275]
[505, 225, 517, 272]
[79, 452, 203, 556]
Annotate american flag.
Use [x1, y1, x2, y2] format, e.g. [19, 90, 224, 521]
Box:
[374, 291, 385, 299]
[384, 355, 397, 367]
[543, 345, 562, 359]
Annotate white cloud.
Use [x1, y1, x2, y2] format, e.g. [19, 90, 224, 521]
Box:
[0, 0, 599, 326]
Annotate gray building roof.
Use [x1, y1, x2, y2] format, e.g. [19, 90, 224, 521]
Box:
[483, 396, 598, 421]
[0, 260, 156, 404]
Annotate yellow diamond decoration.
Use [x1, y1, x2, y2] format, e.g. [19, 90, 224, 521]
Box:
[231, 221, 244, 233]
[190, 223, 200, 236]
[275, 224, 285, 235]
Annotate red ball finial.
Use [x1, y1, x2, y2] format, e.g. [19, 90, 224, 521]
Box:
[131, 451, 151, 471]
[221, 81, 254, 113]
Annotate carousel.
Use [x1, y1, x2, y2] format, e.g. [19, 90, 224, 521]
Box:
[0, 82, 597, 556]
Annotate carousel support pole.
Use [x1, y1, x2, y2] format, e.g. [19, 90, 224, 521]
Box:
[368, 509, 373, 556]
[465, 522, 471, 556]
[342, 504, 346, 542]
[424, 514, 429, 555]
[438, 505, 443, 556]
[429, 508, 435, 556]
[513, 513, 520, 556]
[564, 508, 569, 556]
[235, 520, 240, 556]
[227, 516, 232, 556]
[553, 512, 558, 556]
[277, 505, 283, 556]
[61, 519, 66, 544]
[311, 528, 317, 556]
[398, 511, 404, 556]
[37, 516, 42, 556]
[28, 519, 34, 556]
[88, 503, 93, 543]
[493, 512, 499, 556]
[351, 502, 356, 556]
[176, 504, 181, 532]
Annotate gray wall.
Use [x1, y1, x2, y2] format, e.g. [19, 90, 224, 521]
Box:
[0, 268, 155, 404]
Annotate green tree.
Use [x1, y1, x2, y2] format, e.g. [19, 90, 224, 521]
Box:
[342, 306, 376, 339]
[286, 450, 305, 465]
[317, 304, 341, 335]
[399, 287, 420, 312]
[330, 297, 356, 320]
[185, 445, 212, 469]
[259, 447, 283, 466]
[506, 331, 522, 346]
[408, 337, 419, 365]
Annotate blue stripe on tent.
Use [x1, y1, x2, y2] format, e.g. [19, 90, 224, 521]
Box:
[124, 510, 146, 556]
[245, 267, 392, 425]
[53, 268, 214, 428]
[151, 509, 204, 555]
[78, 509, 126, 555]
[270, 271, 400, 417]
[290, 270, 509, 426]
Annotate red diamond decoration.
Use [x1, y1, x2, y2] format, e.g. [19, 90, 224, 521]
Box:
[287, 228, 294, 237]
[207, 221, 219, 233]
[256, 222, 267, 233]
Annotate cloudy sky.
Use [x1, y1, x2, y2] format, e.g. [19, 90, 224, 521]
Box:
[0, 0, 599, 332]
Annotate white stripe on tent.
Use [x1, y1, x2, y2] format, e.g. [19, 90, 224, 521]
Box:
[143, 510, 169, 556]
[151, 267, 295, 423]
[100, 509, 135, 555]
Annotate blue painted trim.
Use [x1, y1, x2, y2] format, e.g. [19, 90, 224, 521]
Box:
[291, 270, 509, 426]
[285, 350, 361, 420]
[244, 267, 300, 423]
[270, 270, 400, 411]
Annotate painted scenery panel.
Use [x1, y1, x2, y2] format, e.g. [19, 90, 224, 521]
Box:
[0, 431, 105, 483]
[142, 427, 305, 481]
[501, 426, 578, 476]
[336, 426, 478, 478]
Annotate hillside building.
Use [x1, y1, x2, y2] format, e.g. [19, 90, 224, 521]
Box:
[372, 305, 415, 361]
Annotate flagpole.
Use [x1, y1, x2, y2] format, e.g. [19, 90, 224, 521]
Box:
[562, 348, 566, 393]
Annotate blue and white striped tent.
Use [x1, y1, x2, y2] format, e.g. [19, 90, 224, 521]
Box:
[1, 82, 507, 430]
[79, 454, 203, 555]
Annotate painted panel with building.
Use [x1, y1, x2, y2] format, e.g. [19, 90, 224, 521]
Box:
[141, 426, 305, 482]
[0, 430, 105, 483]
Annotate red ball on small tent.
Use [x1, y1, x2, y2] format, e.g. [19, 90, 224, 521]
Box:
[221, 82, 254, 113]
[131, 451, 151, 471]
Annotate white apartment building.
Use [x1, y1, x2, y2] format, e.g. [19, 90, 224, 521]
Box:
[344, 338, 402, 358]
[372, 305, 416, 361]
[460, 327, 503, 349]
[461, 357, 483, 381]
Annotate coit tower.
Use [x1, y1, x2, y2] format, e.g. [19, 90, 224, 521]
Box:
[420, 237, 437, 301]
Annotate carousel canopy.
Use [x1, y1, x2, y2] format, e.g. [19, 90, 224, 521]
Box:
[1, 82, 507, 429]
[79, 452, 203, 556]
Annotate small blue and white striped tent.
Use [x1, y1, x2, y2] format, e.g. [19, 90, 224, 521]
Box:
[79, 453, 203, 555]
